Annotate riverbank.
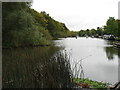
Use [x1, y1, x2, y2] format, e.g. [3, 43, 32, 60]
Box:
[73, 78, 109, 88]
[113, 41, 120, 48]
[90, 36, 120, 48]
[54, 37, 119, 85]
[74, 78, 120, 89]
[2, 44, 51, 49]
[3, 37, 119, 88]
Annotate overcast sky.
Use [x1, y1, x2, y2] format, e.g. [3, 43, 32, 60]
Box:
[31, 0, 119, 31]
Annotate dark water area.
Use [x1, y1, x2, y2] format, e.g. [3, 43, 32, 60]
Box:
[54, 37, 120, 84]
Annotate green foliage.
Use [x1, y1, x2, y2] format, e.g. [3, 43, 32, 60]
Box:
[3, 2, 69, 48]
[67, 31, 78, 37]
[3, 2, 79, 48]
[79, 28, 103, 37]
[28, 10, 48, 28]
[2, 3, 39, 47]
[74, 78, 108, 88]
[89, 29, 96, 36]
[79, 17, 119, 37]
[79, 30, 86, 37]
[28, 9, 70, 38]
[3, 46, 72, 88]
[104, 17, 118, 36]
[96, 27, 103, 36]
[117, 19, 120, 37]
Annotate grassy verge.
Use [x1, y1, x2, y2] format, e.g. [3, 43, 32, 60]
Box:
[73, 78, 109, 88]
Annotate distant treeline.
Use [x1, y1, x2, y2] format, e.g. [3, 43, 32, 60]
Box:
[2, 2, 77, 48]
[79, 17, 120, 37]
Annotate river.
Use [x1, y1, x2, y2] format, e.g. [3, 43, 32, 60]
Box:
[3, 37, 120, 87]
[54, 37, 120, 84]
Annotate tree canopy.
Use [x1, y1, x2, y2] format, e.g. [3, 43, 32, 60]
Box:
[2, 2, 76, 48]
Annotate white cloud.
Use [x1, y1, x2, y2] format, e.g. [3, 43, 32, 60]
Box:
[31, 0, 119, 31]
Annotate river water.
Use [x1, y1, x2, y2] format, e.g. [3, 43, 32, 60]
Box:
[54, 37, 120, 84]
[3, 37, 120, 87]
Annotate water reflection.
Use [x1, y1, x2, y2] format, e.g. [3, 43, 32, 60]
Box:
[54, 37, 119, 84]
[118, 49, 120, 81]
[104, 46, 118, 60]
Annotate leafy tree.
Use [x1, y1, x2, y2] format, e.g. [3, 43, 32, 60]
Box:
[117, 19, 120, 37]
[2, 2, 52, 47]
[96, 27, 103, 36]
[2, 2, 71, 48]
[89, 29, 96, 36]
[105, 17, 118, 36]
[79, 30, 86, 37]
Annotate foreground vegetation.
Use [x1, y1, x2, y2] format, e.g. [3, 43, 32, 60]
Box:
[73, 78, 109, 88]
[3, 45, 110, 88]
[3, 46, 73, 88]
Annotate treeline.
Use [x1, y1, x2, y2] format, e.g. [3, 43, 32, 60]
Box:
[2, 2, 76, 48]
[79, 17, 120, 37]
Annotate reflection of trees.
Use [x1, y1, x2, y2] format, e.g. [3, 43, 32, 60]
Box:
[118, 49, 120, 59]
[105, 46, 120, 81]
[104, 46, 118, 60]
[105, 47, 120, 82]
[105, 47, 120, 81]
[118, 49, 120, 81]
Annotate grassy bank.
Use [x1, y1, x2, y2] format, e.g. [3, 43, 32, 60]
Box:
[73, 78, 109, 88]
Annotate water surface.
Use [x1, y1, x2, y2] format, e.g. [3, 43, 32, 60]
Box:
[54, 37, 120, 84]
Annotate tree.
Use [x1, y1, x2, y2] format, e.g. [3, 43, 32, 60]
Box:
[116, 19, 120, 37]
[2, 2, 52, 47]
[105, 17, 118, 36]
[96, 27, 103, 36]
[89, 29, 96, 36]
[79, 30, 86, 37]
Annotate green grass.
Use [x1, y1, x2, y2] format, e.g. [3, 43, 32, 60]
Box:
[73, 78, 109, 88]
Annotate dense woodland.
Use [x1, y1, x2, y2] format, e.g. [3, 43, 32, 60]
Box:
[2, 2, 77, 48]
